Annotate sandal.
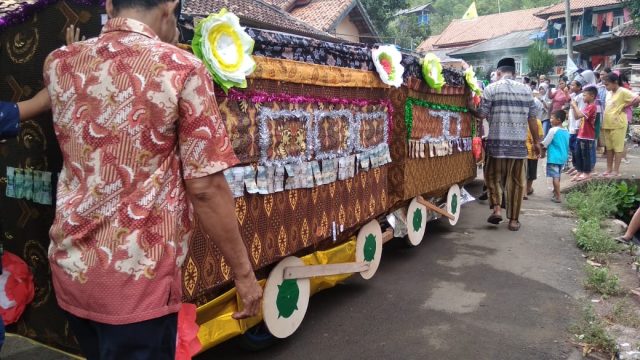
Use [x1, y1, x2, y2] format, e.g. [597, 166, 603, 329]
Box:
[508, 221, 521, 231]
[551, 196, 561, 203]
[526, 189, 534, 196]
[615, 235, 631, 244]
[487, 213, 503, 225]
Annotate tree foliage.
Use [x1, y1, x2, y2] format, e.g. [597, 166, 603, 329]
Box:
[527, 42, 555, 77]
[360, 0, 430, 49]
[623, 0, 640, 29]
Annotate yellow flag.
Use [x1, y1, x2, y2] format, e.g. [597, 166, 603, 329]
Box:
[462, 1, 478, 19]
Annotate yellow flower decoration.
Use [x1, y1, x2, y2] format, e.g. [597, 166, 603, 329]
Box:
[192, 9, 256, 92]
[464, 66, 482, 95]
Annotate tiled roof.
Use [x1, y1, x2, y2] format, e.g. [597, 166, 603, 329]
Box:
[419, 7, 547, 49]
[289, 0, 354, 32]
[535, 0, 622, 17]
[616, 21, 640, 37]
[183, 0, 335, 40]
[416, 35, 440, 53]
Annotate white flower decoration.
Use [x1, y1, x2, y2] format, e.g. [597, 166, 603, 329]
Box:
[371, 45, 405, 88]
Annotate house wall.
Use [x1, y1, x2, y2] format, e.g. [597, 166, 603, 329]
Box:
[545, 6, 625, 50]
[453, 48, 530, 77]
[334, 15, 360, 43]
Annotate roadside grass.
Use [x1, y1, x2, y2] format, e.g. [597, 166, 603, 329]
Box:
[570, 305, 618, 356]
[584, 266, 622, 298]
[574, 219, 622, 263]
[566, 183, 619, 221]
[606, 298, 640, 329]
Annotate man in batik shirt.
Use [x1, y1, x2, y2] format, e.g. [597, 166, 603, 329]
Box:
[41, 0, 262, 357]
[469, 58, 541, 232]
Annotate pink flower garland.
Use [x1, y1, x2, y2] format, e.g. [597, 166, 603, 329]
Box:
[217, 89, 395, 142]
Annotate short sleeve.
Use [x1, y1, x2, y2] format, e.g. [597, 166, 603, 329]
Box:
[0, 102, 20, 138]
[527, 97, 537, 120]
[178, 65, 239, 179]
[477, 87, 492, 119]
[584, 104, 597, 124]
[621, 88, 636, 105]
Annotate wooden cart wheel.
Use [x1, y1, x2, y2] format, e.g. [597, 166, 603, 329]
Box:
[446, 184, 462, 226]
[406, 197, 428, 246]
[356, 220, 383, 280]
[262, 257, 311, 339]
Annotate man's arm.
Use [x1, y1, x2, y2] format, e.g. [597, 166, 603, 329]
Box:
[527, 98, 541, 156]
[17, 88, 50, 120]
[185, 173, 262, 319]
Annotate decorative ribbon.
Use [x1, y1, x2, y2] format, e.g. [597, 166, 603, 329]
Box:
[404, 97, 468, 140]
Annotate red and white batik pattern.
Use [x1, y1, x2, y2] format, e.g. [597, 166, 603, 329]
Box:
[44, 17, 238, 324]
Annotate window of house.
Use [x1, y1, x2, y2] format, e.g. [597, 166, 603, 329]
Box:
[571, 18, 582, 36]
[515, 59, 522, 75]
[613, 15, 624, 28]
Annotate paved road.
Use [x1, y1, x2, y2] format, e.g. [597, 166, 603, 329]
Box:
[199, 179, 586, 360]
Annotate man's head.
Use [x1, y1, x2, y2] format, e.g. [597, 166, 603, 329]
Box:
[495, 58, 515, 79]
[105, 0, 180, 43]
[551, 110, 566, 126]
[583, 86, 597, 104]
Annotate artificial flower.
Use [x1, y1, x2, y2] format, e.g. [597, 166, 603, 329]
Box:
[0, 251, 34, 325]
[421, 53, 445, 92]
[464, 66, 482, 95]
[371, 45, 405, 88]
[192, 9, 256, 92]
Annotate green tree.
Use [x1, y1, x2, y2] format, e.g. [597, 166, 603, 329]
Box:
[622, 0, 640, 29]
[359, 0, 409, 36]
[527, 42, 555, 77]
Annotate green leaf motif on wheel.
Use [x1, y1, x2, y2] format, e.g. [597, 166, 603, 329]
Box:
[412, 208, 423, 232]
[451, 194, 458, 215]
[276, 279, 299, 318]
[364, 234, 377, 262]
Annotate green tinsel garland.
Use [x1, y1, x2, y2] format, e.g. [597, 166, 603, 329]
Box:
[404, 97, 469, 140]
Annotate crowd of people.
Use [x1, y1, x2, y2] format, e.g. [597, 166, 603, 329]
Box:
[471, 57, 640, 232]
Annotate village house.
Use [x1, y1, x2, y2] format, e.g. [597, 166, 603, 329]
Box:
[268, 0, 380, 43]
[416, 7, 547, 77]
[533, 0, 632, 74]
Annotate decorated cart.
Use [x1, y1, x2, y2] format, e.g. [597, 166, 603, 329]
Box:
[0, 4, 481, 356]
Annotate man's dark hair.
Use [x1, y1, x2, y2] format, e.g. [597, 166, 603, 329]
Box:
[572, 80, 582, 89]
[523, 77, 531, 84]
[531, 81, 537, 87]
[560, 76, 569, 82]
[583, 87, 598, 97]
[552, 110, 566, 122]
[112, 0, 179, 15]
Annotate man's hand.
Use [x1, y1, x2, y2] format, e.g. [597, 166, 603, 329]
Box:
[533, 143, 541, 158]
[232, 272, 263, 320]
[65, 25, 85, 45]
[186, 173, 263, 320]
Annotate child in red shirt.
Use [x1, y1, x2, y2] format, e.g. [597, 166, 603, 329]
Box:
[570, 86, 598, 181]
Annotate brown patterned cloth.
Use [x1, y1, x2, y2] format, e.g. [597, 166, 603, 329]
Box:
[0, 1, 104, 353]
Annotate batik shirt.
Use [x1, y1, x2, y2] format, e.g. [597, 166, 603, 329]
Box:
[478, 76, 537, 159]
[43, 18, 238, 324]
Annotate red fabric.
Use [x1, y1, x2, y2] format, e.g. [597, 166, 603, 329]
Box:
[43, 17, 239, 325]
[577, 103, 597, 140]
[175, 303, 201, 360]
[472, 137, 483, 162]
[597, 14, 604, 32]
[0, 252, 35, 325]
[605, 12, 614, 27]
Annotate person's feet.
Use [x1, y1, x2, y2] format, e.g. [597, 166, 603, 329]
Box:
[575, 174, 590, 182]
[487, 212, 503, 224]
[508, 220, 521, 231]
[622, 158, 630, 164]
[551, 195, 561, 203]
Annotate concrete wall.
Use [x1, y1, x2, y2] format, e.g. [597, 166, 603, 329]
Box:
[454, 48, 530, 77]
[335, 15, 360, 43]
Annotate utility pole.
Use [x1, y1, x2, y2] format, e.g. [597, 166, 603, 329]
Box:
[564, 0, 573, 61]
[498, 0, 501, 13]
